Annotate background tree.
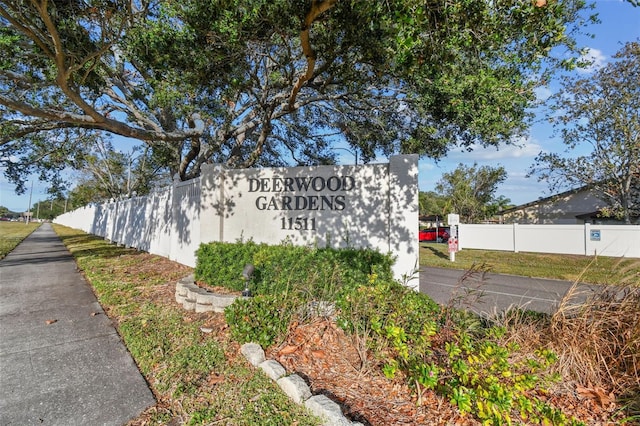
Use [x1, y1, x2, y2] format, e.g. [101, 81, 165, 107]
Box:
[435, 163, 508, 223]
[74, 139, 170, 203]
[29, 197, 68, 220]
[418, 191, 449, 218]
[529, 41, 640, 224]
[485, 195, 514, 219]
[1, 0, 595, 194]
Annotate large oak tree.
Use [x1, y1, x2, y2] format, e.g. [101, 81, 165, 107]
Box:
[1, 0, 595, 194]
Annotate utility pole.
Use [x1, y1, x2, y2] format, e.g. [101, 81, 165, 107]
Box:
[26, 181, 33, 223]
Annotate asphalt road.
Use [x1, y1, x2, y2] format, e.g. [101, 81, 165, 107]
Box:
[419, 266, 598, 315]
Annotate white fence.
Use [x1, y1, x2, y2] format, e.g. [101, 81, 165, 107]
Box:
[55, 183, 197, 266]
[54, 156, 420, 282]
[458, 223, 640, 258]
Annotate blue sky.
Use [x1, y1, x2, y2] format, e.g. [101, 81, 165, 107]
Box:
[1, 1, 639, 212]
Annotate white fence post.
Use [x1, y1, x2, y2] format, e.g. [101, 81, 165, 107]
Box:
[584, 223, 591, 256]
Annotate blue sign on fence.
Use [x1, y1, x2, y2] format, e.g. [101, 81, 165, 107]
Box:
[590, 229, 601, 241]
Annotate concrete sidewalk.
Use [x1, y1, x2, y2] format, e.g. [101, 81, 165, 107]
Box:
[0, 223, 155, 426]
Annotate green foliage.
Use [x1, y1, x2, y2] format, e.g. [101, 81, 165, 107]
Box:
[418, 191, 450, 217]
[68, 141, 171, 205]
[29, 198, 70, 221]
[195, 240, 260, 291]
[435, 162, 509, 223]
[224, 294, 295, 348]
[2, 0, 596, 193]
[335, 274, 583, 424]
[529, 41, 640, 224]
[195, 240, 394, 296]
[206, 240, 394, 348]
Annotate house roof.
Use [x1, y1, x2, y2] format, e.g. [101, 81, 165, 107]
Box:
[499, 185, 592, 214]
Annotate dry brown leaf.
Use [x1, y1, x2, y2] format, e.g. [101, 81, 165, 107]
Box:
[311, 349, 326, 359]
[45, 319, 57, 325]
[207, 374, 225, 385]
[576, 384, 615, 407]
[278, 345, 298, 355]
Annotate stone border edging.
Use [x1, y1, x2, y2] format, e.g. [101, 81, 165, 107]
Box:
[174, 277, 362, 426]
[240, 342, 363, 426]
[175, 274, 239, 313]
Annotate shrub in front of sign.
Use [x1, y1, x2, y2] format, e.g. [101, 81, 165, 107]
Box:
[195, 241, 261, 291]
[194, 241, 394, 296]
[224, 293, 295, 348]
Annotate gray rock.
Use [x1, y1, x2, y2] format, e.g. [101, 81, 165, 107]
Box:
[276, 374, 312, 404]
[304, 395, 352, 426]
[182, 298, 196, 311]
[186, 285, 208, 300]
[259, 359, 287, 381]
[179, 274, 195, 285]
[195, 302, 214, 313]
[175, 281, 189, 297]
[196, 292, 237, 308]
[240, 342, 265, 367]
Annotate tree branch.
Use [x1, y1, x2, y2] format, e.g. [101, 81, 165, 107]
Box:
[288, 0, 338, 110]
[0, 94, 201, 143]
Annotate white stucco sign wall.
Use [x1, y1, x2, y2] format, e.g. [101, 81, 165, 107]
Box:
[200, 155, 419, 285]
[55, 155, 420, 285]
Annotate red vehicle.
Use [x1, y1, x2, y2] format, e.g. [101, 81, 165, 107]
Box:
[419, 227, 450, 243]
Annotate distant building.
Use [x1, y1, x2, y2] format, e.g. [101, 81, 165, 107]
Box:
[499, 186, 638, 225]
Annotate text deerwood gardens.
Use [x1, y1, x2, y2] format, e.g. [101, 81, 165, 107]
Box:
[248, 175, 356, 231]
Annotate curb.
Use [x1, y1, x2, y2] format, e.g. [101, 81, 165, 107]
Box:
[174, 277, 362, 426]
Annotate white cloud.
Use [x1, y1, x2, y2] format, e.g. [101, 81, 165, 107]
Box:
[447, 138, 542, 161]
[535, 85, 553, 102]
[578, 47, 607, 74]
[418, 162, 436, 172]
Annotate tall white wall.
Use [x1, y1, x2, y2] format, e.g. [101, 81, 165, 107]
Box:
[55, 155, 420, 282]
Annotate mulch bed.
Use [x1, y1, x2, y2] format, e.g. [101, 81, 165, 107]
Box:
[121, 253, 627, 425]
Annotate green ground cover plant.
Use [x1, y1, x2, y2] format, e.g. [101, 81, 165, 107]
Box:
[0, 221, 40, 258]
[420, 243, 640, 286]
[213, 241, 598, 424]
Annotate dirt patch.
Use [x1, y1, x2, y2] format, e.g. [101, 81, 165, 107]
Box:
[196, 281, 243, 296]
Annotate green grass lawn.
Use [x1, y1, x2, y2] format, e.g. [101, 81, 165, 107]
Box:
[420, 242, 640, 286]
[0, 221, 41, 259]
